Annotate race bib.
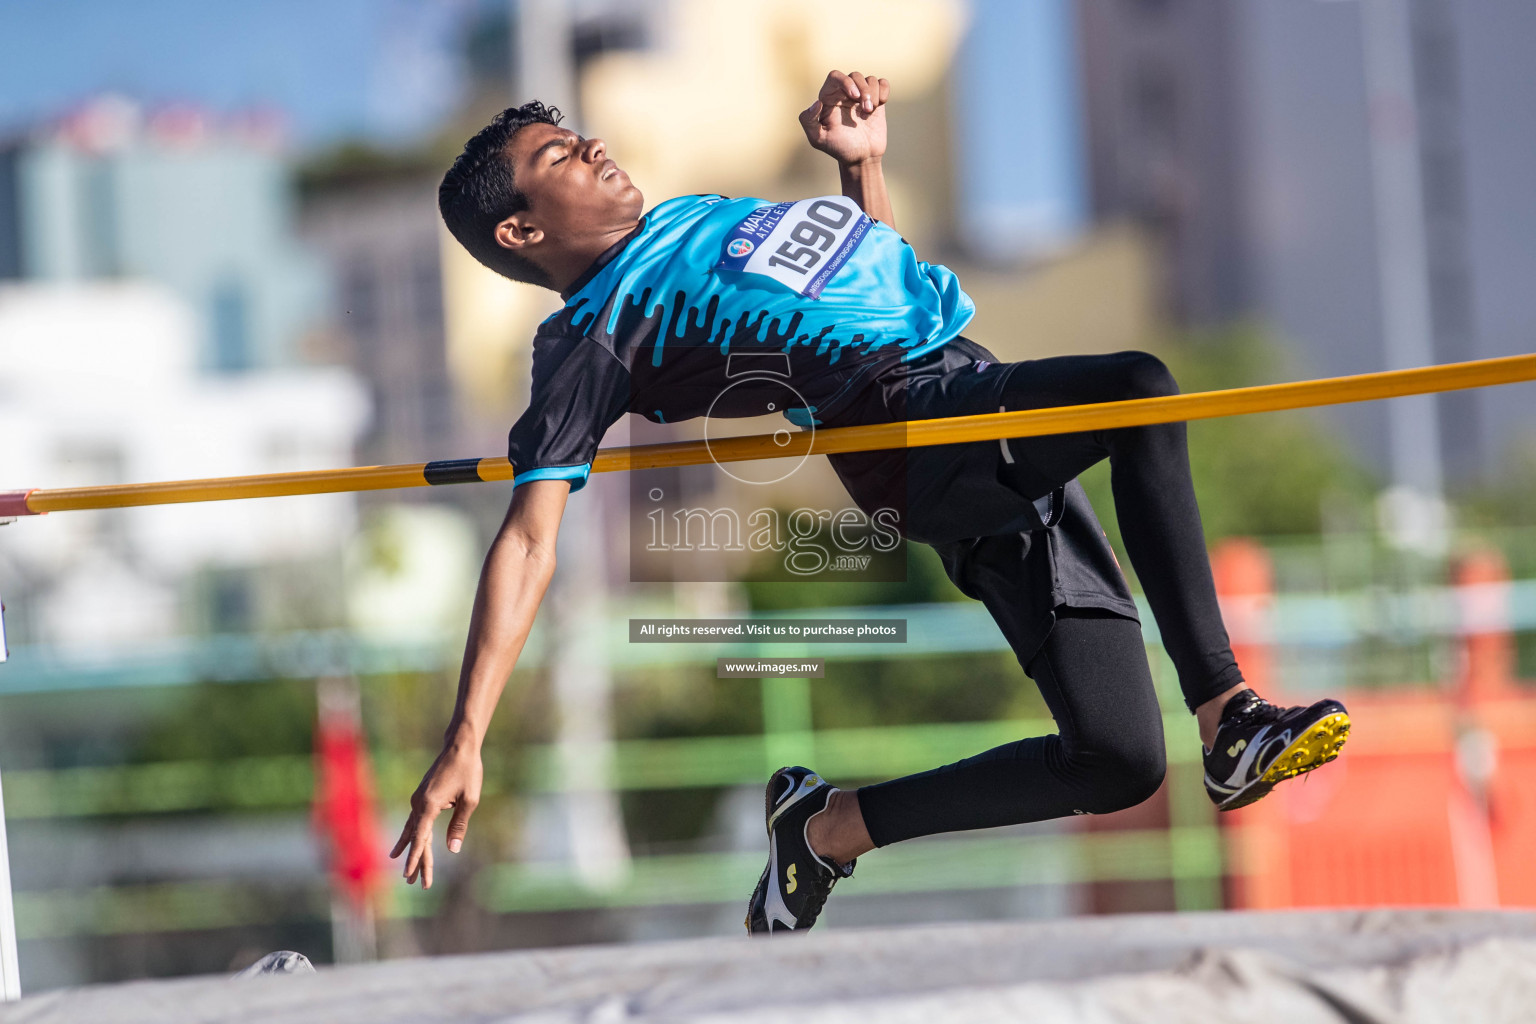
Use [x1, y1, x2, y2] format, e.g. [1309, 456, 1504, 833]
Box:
[717, 195, 872, 299]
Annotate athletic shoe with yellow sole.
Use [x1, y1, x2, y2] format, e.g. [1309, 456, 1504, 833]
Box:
[745, 766, 854, 934]
[1203, 691, 1351, 811]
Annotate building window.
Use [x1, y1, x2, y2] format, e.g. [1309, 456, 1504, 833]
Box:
[411, 249, 442, 331]
[82, 159, 121, 278]
[1413, 22, 1459, 104]
[1421, 148, 1464, 221]
[0, 148, 25, 279]
[343, 258, 379, 344]
[205, 571, 253, 632]
[421, 376, 454, 446]
[211, 278, 250, 371]
[1131, 60, 1179, 151]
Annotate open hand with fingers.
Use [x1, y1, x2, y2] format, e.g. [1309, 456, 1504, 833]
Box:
[799, 70, 889, 168]
[390, 739, 483, 889]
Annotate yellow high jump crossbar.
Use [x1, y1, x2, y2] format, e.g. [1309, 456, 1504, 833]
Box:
[2, 352, 1534, 518]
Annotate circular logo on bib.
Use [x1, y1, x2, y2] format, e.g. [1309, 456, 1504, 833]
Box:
[726, 238, 755, 258]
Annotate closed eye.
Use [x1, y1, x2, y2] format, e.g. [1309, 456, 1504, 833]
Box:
[540, 137, 573, 167]
[551, 135, 586, 166]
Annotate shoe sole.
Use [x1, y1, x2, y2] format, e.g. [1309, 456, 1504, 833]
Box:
[1217, 711, 1352, 812]
[746, 768, 808, 935]
[744, 861, 771, 934]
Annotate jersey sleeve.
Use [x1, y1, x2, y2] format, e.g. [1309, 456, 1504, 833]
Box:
[506, 331, 631, 491]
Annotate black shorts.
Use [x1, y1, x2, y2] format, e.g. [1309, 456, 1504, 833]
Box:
[825, 337, 1071, 543]
[825, 337, 1139, 667]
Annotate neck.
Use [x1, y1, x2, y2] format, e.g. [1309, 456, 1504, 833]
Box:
[544, 220, 641, 294]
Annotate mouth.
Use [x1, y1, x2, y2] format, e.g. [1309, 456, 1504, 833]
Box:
[600, 159, 626, 182]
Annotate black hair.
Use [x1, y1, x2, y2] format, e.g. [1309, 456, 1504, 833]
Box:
[439, 101, 564, 287]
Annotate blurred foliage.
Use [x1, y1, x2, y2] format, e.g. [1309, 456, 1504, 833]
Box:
[135, 679, 316, 762]
[293, 105, 503, 201]
[1460, 438, 1536, 538]
[294, 141, 448, 198]
[1169, 326, 1378, 538]
[613, 668, 761, 741]
[1080, 326, 1377, 580]
[743, 542, 961, 610]
[611, 668, 762, 850]
[809, 652, 1047, 730]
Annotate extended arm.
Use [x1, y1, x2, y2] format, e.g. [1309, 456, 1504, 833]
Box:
[800, 70, 894, 228]
[390, 478, 570, 888]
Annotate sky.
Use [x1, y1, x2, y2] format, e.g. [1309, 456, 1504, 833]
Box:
[0, 0, 477, 149]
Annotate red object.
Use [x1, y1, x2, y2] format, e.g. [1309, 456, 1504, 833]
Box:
[1221, 544, 1536, 909]
[313, 696, 384, 910]
[1212, 538, 1274, 694]
[0, 491, 38, 518]
[1455, 549, 1516, 703]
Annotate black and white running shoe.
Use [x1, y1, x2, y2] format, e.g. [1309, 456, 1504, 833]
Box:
[1203, 691, 1351, 811]
[745, 766, 854, 935]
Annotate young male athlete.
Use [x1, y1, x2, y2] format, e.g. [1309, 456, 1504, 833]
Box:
[392, 71, 1351, 933]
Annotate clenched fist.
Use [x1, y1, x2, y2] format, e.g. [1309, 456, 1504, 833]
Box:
[799, 70, 890, 168]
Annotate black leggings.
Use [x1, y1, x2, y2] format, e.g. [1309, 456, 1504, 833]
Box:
[851, 350, 1242, 847]
[986, 350, 1242, 706]
[858, 609, 1166, 845]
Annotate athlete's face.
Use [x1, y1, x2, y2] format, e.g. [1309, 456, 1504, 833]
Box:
[500, 123, 643, 248]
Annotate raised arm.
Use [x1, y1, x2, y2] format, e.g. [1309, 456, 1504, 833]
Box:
[390, 478, 569, 888]
[799, 70, 894, 228]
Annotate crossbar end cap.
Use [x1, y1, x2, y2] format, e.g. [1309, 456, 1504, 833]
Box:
[0, 490, 39, 518]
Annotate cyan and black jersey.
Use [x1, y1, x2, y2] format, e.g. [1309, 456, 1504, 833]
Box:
[505, 193, 975, 488]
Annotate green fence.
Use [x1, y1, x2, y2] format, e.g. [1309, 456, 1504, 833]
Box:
[10, 544, 1536, 942]
[1, 712, 1223, 939]
[0, 599, 1269, 940]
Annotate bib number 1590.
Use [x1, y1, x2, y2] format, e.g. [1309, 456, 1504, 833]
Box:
[718, 195, 873, 299]
[766, 200, 853, 275]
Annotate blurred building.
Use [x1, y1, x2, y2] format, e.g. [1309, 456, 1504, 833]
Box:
[0, 282, 368, 647]
[952, 0, 1088, 264]
[1075, 0, 1536, 484]
[0, 96, 327, 371]
[300, 178, 461, 465]
[1076, 0, 1245, 327]
[0, 94, 374, 648]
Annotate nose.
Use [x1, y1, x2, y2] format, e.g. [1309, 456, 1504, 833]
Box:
[583, 137, 607, 162]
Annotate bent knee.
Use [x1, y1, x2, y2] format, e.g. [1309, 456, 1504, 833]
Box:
[1075, 741, 1167, 814]
[1114, 743, 1168, 808]
[1116, 351, 1179, 400]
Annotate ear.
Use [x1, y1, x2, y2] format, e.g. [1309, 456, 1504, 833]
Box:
[494, 213, 542, 253]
